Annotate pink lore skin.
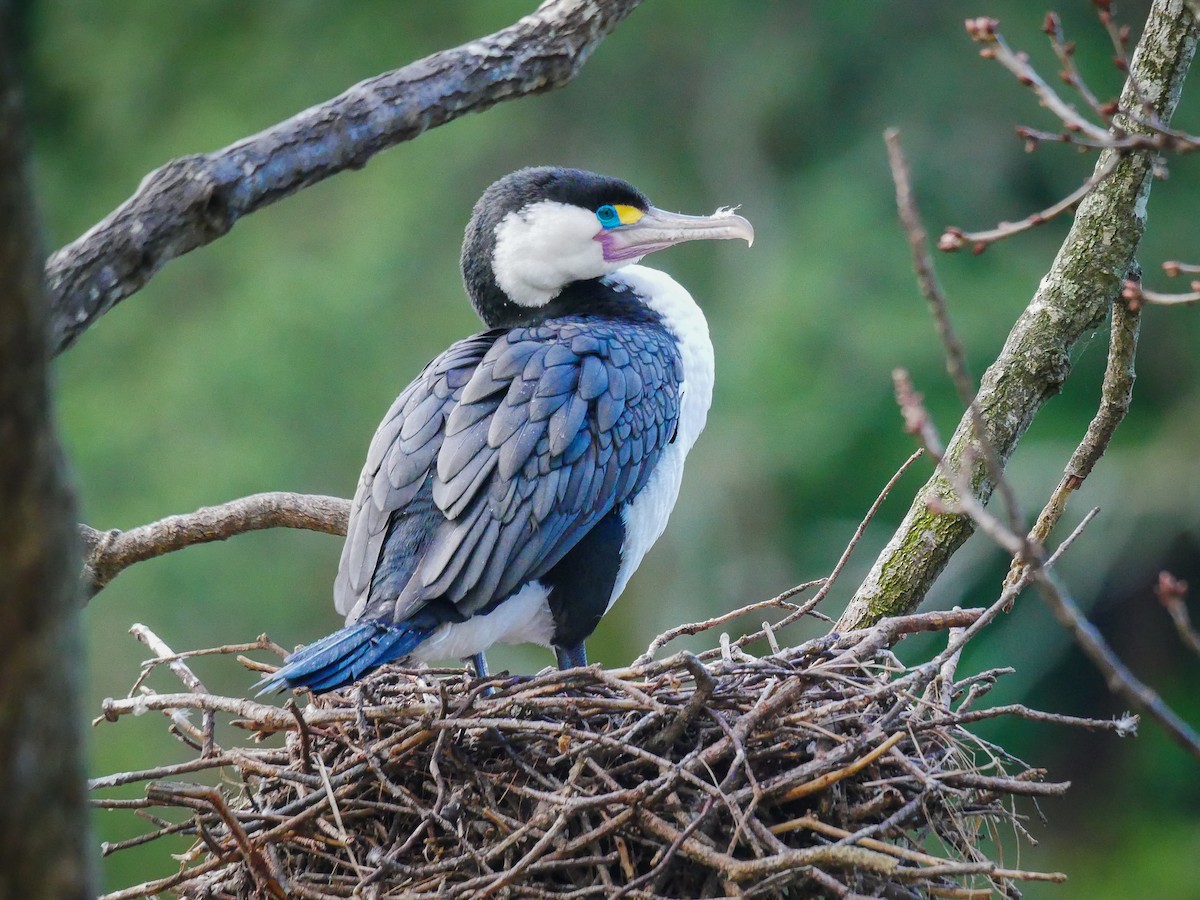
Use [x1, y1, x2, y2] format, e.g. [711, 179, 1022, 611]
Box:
[593, 207, 754, 263]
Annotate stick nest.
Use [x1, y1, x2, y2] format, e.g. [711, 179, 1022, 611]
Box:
[94, 608, 1107, 899]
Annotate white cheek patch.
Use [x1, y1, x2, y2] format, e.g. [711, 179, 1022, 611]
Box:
[491, 201, 614, 307]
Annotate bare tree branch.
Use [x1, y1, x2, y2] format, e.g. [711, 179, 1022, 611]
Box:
[45, 0, 643, 355]
[943, 12, 1200, 254]
[839, 0, 1199, 631]
[883, 129, 1022, 534]
[80, 492, 349, 599]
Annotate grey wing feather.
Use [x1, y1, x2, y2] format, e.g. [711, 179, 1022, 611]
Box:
[398, 320, 682, 618]
[333, 334, 497, 619]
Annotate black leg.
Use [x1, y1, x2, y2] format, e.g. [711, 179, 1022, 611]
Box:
[554, 643, 588, 670]
[464, 652, 489, 678]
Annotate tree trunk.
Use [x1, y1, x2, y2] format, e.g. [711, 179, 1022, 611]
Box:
[0, 2, 94, 895]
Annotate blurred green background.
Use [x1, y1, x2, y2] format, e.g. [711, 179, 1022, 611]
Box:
[20, 0, 1200, 894]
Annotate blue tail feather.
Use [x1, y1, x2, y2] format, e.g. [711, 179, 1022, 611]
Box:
[256, 621, 431, 695]
[299, 627, 412, 693]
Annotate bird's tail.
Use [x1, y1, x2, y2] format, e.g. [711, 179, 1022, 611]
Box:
[256, 620, 433, 695]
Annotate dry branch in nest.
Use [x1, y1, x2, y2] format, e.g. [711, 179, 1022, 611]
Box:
[92, 608, 1129, 899]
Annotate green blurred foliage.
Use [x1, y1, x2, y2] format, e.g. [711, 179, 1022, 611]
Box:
[22, 0, 1200, 893]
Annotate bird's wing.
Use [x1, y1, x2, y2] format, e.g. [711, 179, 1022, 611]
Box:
[338, 317, 683, 626]
[334, 333, 499, 619]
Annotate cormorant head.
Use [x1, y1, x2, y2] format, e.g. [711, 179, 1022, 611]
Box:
[462, 167, 754, 327]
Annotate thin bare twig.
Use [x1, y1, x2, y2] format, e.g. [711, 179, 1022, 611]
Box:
[130, 624, 218, 758]
[1124, 277, 1200, 307]
[1007, 295, 1140, 589]
[885, 129, 1023, 535]
[939, 153, 1122, 253]
[1032, 568, 1200, 762]
[717, 448, 925, 660]
[943, 11, 1199, 256]
[963, 17, 1110, 143]
[1136, 261, 1200, 305]
[1156, 571, 1200, 657]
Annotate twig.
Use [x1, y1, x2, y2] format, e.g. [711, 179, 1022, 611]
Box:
[963, 17, 1111, 143]
[780, 732, 905, 802]
[1156, 571, 1200, 656]
[720, 448, 924, 659]
[940, 153, 1122, 253]
[79, 491, 349, 598]
[145, 782, 286, 898]
[1033, 568, 1200, 762]
[1124, 277, 1200, 307]
[933, 704, 1137, 735]
[788, 449, 927, 620]
[637, 592, 808, 663]
[1162, 260, 1200, 275]
[1007, 296, 1140, 588]
[885, 129, 1022, 534]
[130, 624, 218, 757]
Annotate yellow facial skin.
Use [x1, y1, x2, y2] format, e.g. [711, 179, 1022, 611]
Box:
[613, 204, 644, 226]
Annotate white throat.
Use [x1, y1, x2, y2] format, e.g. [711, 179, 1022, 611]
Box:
[603, 264, 715, 605]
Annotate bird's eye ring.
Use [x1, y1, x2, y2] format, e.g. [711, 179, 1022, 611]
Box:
[596, 205, 620, 229]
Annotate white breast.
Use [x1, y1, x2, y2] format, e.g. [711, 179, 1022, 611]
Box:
[604, 265, 715, 606]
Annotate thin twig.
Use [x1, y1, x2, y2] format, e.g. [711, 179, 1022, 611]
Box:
[940, 153, 1122, 252]
[885, 129, 1022, 534]
[712, 448, 924, 660]
[1033, 568, 1200, 762]
[130, 624, 218, 757]
[1156, 571, 1200, 656]
[1007, 296, 1140, 589]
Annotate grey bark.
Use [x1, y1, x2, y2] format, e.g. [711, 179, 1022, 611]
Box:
[44, 0, 643, 356]
[0, 2, 93, 896]
[838, 0, 1199, 630]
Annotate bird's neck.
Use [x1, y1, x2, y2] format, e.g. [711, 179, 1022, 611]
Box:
[471, 271, 664, 330]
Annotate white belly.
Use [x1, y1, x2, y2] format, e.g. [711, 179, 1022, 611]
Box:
[407, 580, 555, 663]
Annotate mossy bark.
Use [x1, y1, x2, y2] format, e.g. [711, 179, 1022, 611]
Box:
[839, 0, 1199, 631]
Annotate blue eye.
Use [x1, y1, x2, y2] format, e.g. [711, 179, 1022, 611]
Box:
[596, 205, 620, 228]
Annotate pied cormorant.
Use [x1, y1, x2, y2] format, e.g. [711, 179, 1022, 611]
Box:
[260, 166, 753, 693]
